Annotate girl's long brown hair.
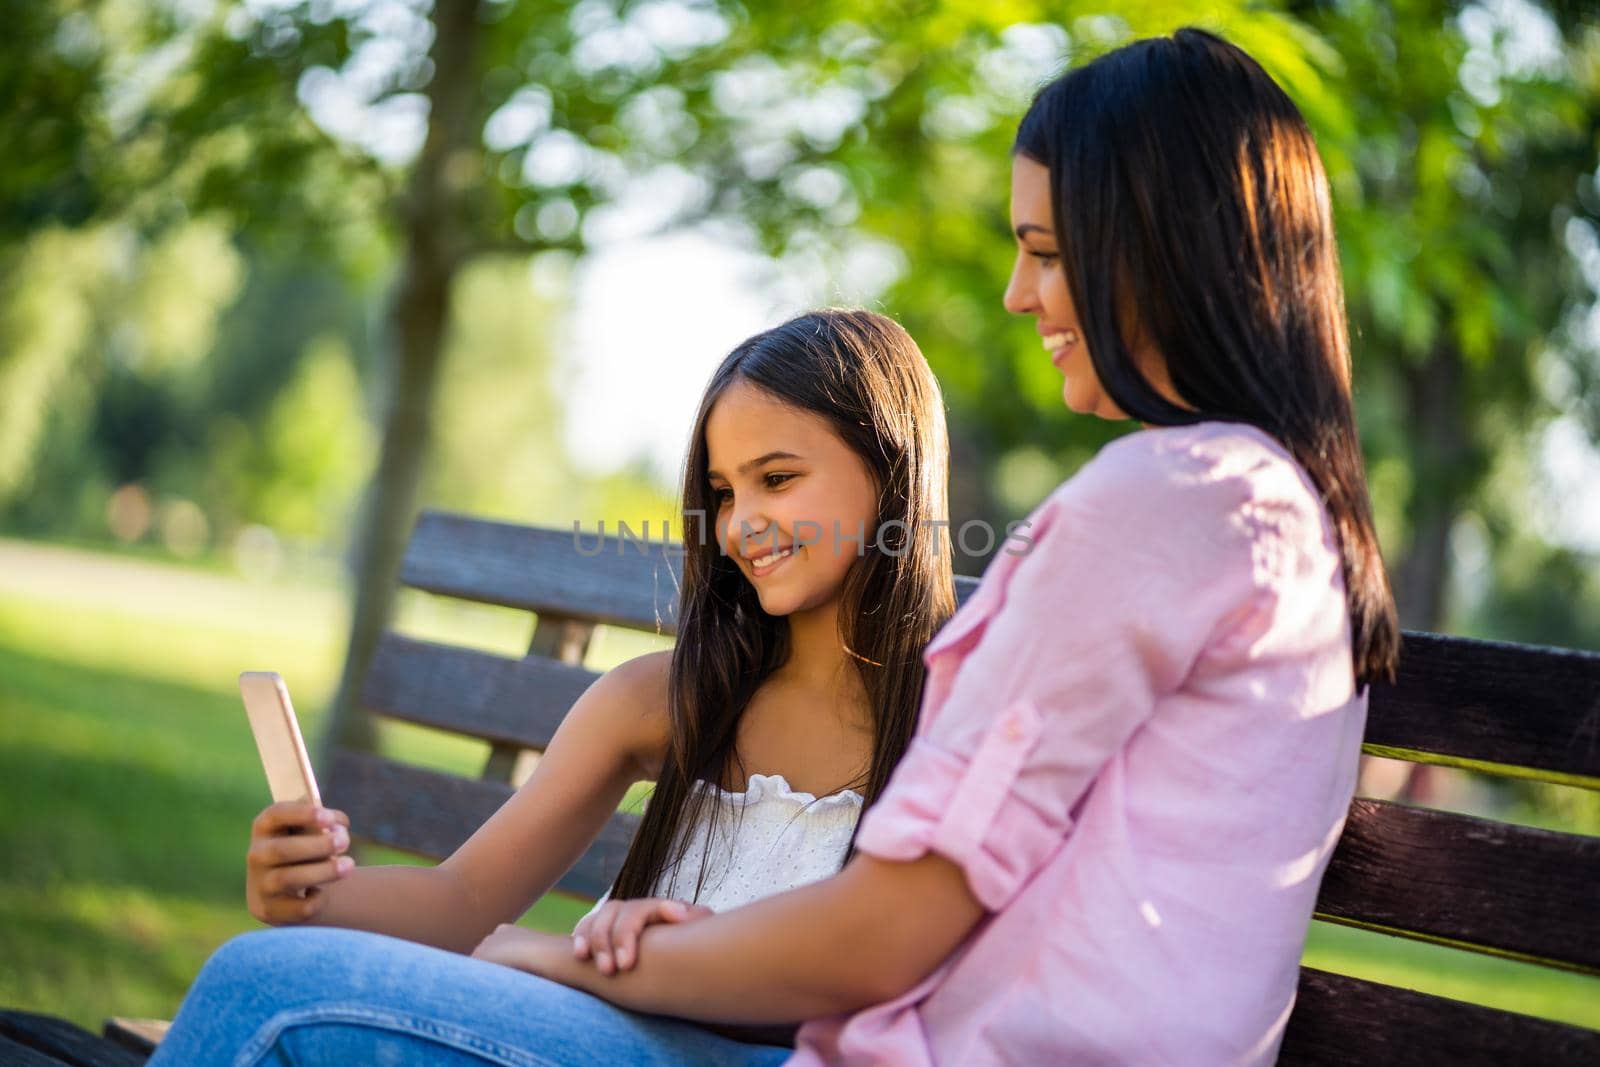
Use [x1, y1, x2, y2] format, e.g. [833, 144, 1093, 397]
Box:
[610, 309, 955, 902]
[1015, 28, 1401, 686]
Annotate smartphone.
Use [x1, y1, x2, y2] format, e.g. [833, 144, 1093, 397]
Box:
[239, 671, 322, 808]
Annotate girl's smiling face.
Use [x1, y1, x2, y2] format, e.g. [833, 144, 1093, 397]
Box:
[1003, 154, 1178, 419]
[704, 378, 880, 618]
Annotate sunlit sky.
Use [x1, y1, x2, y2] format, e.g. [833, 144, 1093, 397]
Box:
[564, 230, 786, 481]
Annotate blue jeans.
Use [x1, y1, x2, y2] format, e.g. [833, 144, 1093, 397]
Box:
[147, 926, 795, 1066]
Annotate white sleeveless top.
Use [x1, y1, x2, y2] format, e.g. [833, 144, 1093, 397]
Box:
[574, 773, 865, 930]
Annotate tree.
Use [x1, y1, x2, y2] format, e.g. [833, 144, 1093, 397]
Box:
[11, 0, 1593, 771]
[75, 0, 1387, 754]
[0, 0, 382, 532]
[1309, 0, 1600, 631]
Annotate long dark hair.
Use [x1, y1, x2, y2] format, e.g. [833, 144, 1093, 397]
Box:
[610, 309, 956, 901]
[1014, 28, 1400, 686]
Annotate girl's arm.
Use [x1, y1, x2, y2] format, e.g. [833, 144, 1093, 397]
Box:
[504, 850, 985, 1023]
[305, 651, 672, 955]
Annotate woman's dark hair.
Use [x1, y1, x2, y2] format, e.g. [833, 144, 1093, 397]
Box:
[610, 308, 956, 902]
[1014, 27, 1400, 686]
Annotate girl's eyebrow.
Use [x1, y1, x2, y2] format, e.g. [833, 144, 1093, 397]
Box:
[1014, 223, 1052, 241]
[706, 450, 804, 480]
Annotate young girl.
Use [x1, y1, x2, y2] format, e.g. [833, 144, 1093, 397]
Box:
[474, 27, 1402, 1067]
[147, 308, 956, 1065]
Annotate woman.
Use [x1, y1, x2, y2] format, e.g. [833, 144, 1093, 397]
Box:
[481, 26, 1399, 1067]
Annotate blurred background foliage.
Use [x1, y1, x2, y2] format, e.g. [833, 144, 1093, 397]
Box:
[3, 0, 1597, 639]
[2, 0, 1599, 1032]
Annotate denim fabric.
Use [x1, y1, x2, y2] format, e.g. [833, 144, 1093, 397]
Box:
[147, 926, 793, 1067]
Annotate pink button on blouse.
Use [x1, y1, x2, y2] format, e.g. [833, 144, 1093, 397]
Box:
[787, 421, 1367, 1067]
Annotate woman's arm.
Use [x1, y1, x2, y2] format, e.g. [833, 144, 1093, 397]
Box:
[306, 651, 672, 954]
[494, 851, 985, 1024]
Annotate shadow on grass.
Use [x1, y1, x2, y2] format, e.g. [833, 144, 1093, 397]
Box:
[0, 741, 264, 909]
[0, 642, 273, 910]
[0, 891, 234, 1027]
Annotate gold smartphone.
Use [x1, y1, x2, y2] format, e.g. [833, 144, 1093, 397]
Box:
[238, 671, 322, 807]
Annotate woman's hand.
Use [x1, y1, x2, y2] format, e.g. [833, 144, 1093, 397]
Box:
[572, 897, 715, 975]
[245, 801, 354, 925]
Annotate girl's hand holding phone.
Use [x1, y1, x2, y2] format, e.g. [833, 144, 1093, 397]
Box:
[245, 801, 355, 925]
[572, 897, 715, 975]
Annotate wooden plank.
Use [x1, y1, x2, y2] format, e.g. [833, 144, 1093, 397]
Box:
[0, 1011, 147, 1067]
[400, 512, 684, 632]
[1365, 631, 1600, 788]
[363, 581, 976, 753]
[102, 1018, 167, 1058]
[1314, 798, 1600, 973]
[483, 613, 597, 786]
[327, 749, 640, 900]
[359, 634, 600, 750]
[1279, 967, 1600, 1065]
[402, 511, 983, 632]
[526, 614, 595, 663]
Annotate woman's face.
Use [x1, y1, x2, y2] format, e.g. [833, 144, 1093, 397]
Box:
[1003, 155, 1176, 419]
[704, 378, 879, 618]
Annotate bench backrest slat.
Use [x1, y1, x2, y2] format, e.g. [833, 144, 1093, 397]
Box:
[330, 749, 638, 899]
[1314, 798, 1600, 974]
[361, 634, 601, 752]
[1365, 631, 1600, 788]
[1280, 968, 1600, 1066]
[399, 512, 983, 630]
[400, 513, 686, 631]
[482, 608, 599, 785]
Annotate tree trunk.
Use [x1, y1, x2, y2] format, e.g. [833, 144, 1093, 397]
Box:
[318, 0, 484, 764]
[1392, 340, 1470, 633]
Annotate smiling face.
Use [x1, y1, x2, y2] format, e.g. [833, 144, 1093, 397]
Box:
[704, 378, 880, 618]
[1003, 154, 1178, 419]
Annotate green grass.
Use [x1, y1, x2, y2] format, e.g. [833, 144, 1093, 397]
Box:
[1302, 923, 1599, 1028]
[0, 633, 300, 1027]
[0, 537, 1596, 1035]
[0, 537, 667, 1031]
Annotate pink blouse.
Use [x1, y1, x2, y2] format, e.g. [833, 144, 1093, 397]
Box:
[787, 421, 1366, 1066]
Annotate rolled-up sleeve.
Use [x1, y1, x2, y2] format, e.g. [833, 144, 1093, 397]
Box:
[855, 449, 1268, 910]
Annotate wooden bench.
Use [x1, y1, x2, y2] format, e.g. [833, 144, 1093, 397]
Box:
[7, 508, 1598, 1064]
